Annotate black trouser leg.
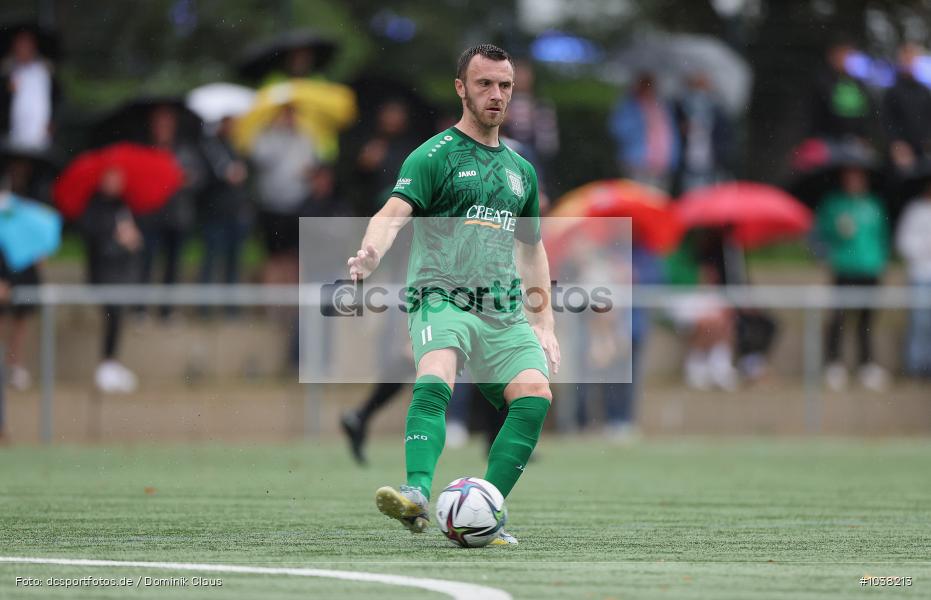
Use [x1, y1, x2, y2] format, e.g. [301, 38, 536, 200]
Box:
[103, 305, 122, 359]
[357, 381, 405, 428]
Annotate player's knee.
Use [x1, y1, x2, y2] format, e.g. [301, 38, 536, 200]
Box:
[511, 382, 552, 403]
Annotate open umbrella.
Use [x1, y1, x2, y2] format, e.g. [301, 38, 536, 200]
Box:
[186, 83, 255, 124]
[52, 143, 184, 220]
[234, 79, 357, 161]
[787, 137, 881, 208]
[675, 181, 813, 248]
[237, 29, 338, 81]
[0, 140, 60, 171]
[0, 193, 62, 272]
[92, 95, 203, 147]
[607, 32, 752, 116]
[547, 179, 683, 252]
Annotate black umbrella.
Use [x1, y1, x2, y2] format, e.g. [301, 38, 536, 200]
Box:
[237, 29, 338, 81]
[91, 95, 203, 147]
[787, 138, 882, 208]
[0, 140, 61, 170]
[0, 21, 60, 60]
[0, 140, 62, 202]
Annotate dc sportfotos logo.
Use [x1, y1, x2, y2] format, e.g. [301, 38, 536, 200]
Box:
[319, 280, 614, 317]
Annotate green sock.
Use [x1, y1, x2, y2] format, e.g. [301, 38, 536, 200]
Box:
[405, 375, 451, 500]
[484, 396, 550, 498]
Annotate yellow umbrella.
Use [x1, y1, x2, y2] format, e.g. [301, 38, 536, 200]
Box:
[234, 78, 358, 162]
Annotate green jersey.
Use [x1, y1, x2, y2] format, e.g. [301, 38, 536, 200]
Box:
[391, 127, 541, 326]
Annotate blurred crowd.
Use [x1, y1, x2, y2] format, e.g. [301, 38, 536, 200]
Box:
[0, 23, 930, 446]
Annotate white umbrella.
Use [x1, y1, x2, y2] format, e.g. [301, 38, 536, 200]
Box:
[604, 32, 753, 116]
[186, 83, 256, 123]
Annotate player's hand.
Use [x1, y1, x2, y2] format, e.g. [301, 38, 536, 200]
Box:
[533, 324, 561, 375]
[347, 243, 381, 281]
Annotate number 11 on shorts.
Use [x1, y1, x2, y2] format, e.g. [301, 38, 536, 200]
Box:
[420, 326, 433, 345]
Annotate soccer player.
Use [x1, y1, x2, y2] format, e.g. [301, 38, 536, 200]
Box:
[347, 44, 559, 545]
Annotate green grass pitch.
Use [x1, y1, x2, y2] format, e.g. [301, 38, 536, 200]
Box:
[2, 437, 930, 599]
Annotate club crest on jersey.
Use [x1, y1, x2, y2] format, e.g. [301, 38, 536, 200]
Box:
[505, 168, 523, 197]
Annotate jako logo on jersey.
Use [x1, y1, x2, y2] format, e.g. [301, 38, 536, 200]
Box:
[457, 170, 477, 178]
[395, 177, 412, 187]
[405, 434, 429, 442]
[464, 204, 516, 231]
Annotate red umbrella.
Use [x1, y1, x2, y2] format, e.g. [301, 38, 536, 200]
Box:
[53, 143, 184, 220]
[675, 181, 813, 248]
[547, 179, 684, 253]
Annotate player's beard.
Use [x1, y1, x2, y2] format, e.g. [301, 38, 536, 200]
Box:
[464, 88, 507, 129]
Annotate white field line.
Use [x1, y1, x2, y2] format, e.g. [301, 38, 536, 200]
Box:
[0, 556, 512, 600]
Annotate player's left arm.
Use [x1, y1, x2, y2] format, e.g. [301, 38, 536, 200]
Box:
[516, 238, 560, 374]
[514, 160, 559, 373]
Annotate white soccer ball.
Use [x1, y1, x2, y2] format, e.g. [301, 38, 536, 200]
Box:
[435, 477, 507, 548]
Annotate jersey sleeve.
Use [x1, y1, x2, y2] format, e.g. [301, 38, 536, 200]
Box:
[516, 162, 541, 244]
[391, 147, 438, 214]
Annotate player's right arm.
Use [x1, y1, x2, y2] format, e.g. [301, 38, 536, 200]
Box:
[348, 196, 413, 281]
[349, 135, 442, 280]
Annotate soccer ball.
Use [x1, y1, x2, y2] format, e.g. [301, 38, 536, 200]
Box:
[435, 477, 507, 548]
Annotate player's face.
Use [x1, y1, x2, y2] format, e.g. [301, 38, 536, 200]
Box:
[456, 56, 514, 129]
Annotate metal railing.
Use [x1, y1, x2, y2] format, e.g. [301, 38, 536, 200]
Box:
[8, 283, 931, 443]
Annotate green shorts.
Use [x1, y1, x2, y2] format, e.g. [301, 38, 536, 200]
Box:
[409, 299, 549, 409]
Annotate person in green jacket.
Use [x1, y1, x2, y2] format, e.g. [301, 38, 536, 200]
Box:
[816, 166, 890, 391]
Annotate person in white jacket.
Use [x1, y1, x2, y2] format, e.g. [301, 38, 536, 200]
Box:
[896, 187, 931, 377]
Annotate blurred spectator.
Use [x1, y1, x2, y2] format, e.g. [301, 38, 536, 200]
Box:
[1, 28, 53, 148]
[664, 231, 739, 391]
[340, 319, 415, 464]
[0, 157, 45, 391]
[895, 182, 931, 378]
[347, 98, 417, 215]
[79, 168, 141, 394]
[0, 251, 36, 394]
[674, 72, 734, 193]
[250, 104, 330, 285]
[609, 73, 680, 191]
[576, 243, 663, 439]
[882, 43, 931, 175]
[809, 39, 874, 141]
[137, 104, 206, 319]
[198, 116, 252, 309]
[816, 166, 890, 391]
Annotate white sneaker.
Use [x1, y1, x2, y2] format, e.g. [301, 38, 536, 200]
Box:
[9, 365, 32, 391]
[445, 421, 468, 449]
[95, 361, 138, 394]
[604, 422, 640, 444]
[824, 362, 848, 392]
[685, 352, 712, 390]
[708, 343, 739, 391]
[858, 363, 890, 392]
[709, 362, 739, 391]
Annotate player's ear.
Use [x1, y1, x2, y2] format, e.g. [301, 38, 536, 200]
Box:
[454, 78, 466, 99]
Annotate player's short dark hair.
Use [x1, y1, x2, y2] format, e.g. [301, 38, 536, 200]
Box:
[456, 44, 513, 81]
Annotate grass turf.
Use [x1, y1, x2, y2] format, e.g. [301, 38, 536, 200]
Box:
[1, 437, 930, 599]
